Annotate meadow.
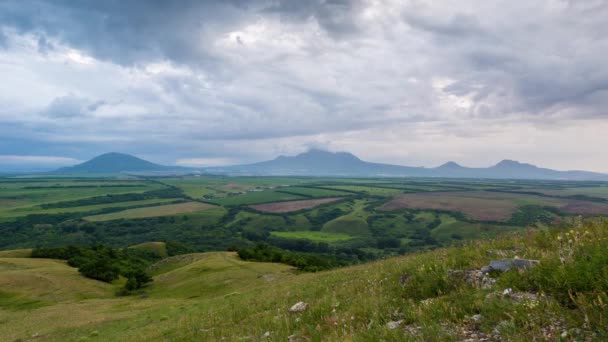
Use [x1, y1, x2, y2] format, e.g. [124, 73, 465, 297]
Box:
[0, 218, 606, 340]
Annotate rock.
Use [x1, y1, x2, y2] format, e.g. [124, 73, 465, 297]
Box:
[289, 302, 308, 313]
[403, 324, 422, 335]
[472, 314, 483, 322]
[448, 270, 496, 289]
[262, 331, 271, 338]
[288, 334, 310, 342]
[386, 320, 404, 329]
[481, 258, 539, 273]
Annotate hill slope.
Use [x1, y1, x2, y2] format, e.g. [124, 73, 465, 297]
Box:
[0, 220, 605, 341]
[206, 149, 608, 180]
[55, 152, 183, 174]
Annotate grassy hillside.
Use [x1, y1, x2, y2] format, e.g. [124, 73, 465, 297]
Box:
[1, 218, 606, 341]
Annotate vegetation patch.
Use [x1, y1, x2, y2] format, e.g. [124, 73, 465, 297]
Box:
[212, 191, 305, 206]
[250, 197, 343, 213]
[0, 290, 47, 311]
[84, 201, 215, 221]
[270, 231, 353, 242]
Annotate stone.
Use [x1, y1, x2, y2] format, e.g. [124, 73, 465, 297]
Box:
[386, 320, 404, 329]
[289, 302, 308, 313]
[481, 258, 539, 273]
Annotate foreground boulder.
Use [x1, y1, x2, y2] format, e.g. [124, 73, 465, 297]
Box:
[481, 258, 539, 273]
[289, 302, 308, 313]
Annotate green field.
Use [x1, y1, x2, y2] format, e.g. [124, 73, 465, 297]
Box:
[4, 176, 608, 275]
[211, 190, 305, 206]
[85, 201, 216, 221]
[271, 231, 354, 242]
[320, 185, 404, 196]
[276, 186, 352, 197]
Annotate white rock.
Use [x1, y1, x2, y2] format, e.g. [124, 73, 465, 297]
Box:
[502, 288, 513, 296]
[386, 320, 404, 329]
[262, 331, 271, 337]
[289, 301, 308, 313]
[472, 314, 483, 322]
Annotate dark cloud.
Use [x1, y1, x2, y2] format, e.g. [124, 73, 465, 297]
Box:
[0, 0, 252, 66]
[264, 0, 363, 37]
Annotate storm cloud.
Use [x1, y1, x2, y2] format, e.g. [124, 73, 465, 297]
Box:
[0, 0, 607, 170]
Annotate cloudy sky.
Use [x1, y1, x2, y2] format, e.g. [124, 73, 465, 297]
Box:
[1, 0, 607, 172]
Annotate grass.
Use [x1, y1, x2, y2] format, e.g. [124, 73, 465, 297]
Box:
[211, 191, 305, 206]
[0, 219, 607, 340]
[2, 198, 180, 218]
[270, 231, 354, 242]
[0, 183, 163, 215]
[277, 186, 352, 197]
[249, 197, 343, 213]
[84, 202, 216, 221]
[430, 214, 521, 243]
[322, 200, 372, 236]
[320, 185, 404, 196]
[129, 242, 168, 258]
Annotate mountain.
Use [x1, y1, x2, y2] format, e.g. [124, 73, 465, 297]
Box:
[55, 152, 185, 174]
[207, 149, 424, 177]
[206, 149, 608, 180]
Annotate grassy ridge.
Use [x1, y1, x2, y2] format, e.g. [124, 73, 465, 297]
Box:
[1, 219, 606, 340]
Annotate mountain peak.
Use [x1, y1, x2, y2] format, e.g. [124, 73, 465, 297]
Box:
[56, 152, 171, 173]
[292, 149, 361, 162]
[437, 161, 462, 169]
[494, 159, 535, 168]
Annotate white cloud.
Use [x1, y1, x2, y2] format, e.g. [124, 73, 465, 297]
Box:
[0, 155, 80, 165]
[0, 0, 607, 171]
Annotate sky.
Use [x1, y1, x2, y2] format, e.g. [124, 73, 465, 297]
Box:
[1, 0, 607, 172]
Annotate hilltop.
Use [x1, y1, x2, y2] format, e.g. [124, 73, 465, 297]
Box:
[0, 219, 606, 341]
[55, 152, 187, 174]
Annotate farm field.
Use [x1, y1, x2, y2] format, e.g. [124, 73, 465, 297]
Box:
[250, 197, 343, 213]
[2, 198, 180, 218]
[275, 186, 352, 197]
[3, 175, 608, 268]
[521, 186, 608, 199]
[0, 183, 163, 216]
[84, 201, 216, 221]
[320, 185, 404, 196]
[380, 191, 608, 221]
[211, 190, 305, 206]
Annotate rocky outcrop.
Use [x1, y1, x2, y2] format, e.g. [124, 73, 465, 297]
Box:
[480, 258, 539, 273]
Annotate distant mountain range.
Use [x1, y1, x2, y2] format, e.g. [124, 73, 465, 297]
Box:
[52, 150, 608, 181]
[55, 152, 188, 174]
[206, 149, 608, 181]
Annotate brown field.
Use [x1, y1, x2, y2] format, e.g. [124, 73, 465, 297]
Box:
[379, 191, 608, 221]
[250, 197, 342, 213]
[380, 192, 518, 221]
